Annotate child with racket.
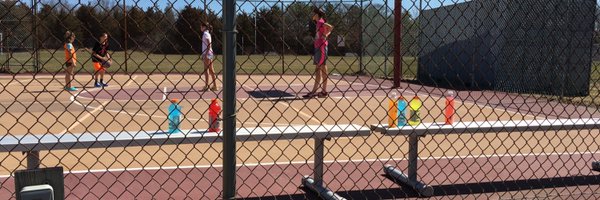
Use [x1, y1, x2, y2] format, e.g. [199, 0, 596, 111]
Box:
[92, 33, 111, 87]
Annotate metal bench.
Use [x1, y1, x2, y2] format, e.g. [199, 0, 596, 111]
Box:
[0, 124, 371, 200]
[371, 118, 600, 197]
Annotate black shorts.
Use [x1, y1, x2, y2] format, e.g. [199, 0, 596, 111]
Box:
[313, 46, 328, 65]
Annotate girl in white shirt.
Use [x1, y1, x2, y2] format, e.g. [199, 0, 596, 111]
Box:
[201, 22, 218, 91]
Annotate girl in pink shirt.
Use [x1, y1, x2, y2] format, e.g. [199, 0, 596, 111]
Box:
[303, 7, 329, 98]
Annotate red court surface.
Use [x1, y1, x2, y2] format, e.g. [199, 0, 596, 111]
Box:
[1, 151, 599, 199]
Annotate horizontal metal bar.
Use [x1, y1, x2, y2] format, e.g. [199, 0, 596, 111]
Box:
[383, 165, 433, 197]
[302, 176, 346, 200]
[371, 118, 600, 136]
[0, 124, 370, 152]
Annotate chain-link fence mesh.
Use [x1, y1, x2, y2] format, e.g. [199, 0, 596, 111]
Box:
[1, 0, 599, 199]
[0, 0, 39, 73]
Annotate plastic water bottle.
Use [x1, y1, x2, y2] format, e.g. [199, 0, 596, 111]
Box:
[408, 96, 422, 126]
[387, 92, 398, 128]
[208, 98, 221, 132]
[444, 90, 455, 125]
[168, 98, 182, 133]
[397, 96, 408, 126]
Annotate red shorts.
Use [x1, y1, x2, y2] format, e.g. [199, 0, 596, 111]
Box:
[93, 62, 104, 72]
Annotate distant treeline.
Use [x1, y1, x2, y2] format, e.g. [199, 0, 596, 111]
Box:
[2, 1, 419, 55]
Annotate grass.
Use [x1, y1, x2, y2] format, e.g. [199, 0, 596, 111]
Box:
[0, 50, 419, 78]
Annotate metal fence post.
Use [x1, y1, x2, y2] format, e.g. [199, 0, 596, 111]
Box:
[382, 132, 433, 197]
[26, 151, 40, 170]
[393, 0, 402, 88]
[123, 0, 128, 73]
[223, 0, 237, 199]
[407, 133, 418, 182]
[314, 138, 324, 186]
[302, 137, 346, 200]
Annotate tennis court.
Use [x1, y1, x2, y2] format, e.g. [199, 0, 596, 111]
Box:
[1, 73, 599, 199]
[1, 0, 600, 198]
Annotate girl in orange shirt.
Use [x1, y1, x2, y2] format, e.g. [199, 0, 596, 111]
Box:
[63, 31, 77, 91]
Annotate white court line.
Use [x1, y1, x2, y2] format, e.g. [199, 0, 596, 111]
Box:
[0, 100, 69, 104]
[70, 78, 369, 102]
[70, 82, 290, 126]
[64, 79, 541, 125]
[1, 151, 596, 178]
[3, 80, 549, 121]
[62, 76, 139, 134]
[254, 83, 306, 87]
[1, 75, 56, 79]
[64, 81, 543, 126]
[162, 86, 167, 101]
[71, 76, 180, 120]
[3, 78, 33, 87]
[277, 101, 326, 125]
[265, 96, 300, 101]
[70, 81, 377, 102]
[60, 101, 109, 134]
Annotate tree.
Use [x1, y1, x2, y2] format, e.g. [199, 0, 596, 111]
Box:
[125, 7, 146, 50]
[111, 8, 126, 50]
[173, 5, 203, 54]
[362, 4, 391, 56]
[57, 8, 81, 47]
[76, 4, 103, 46]
[256, 6, 283, 53]
[284, 2, 312, 55]
[344, 5, 363, 54]
[37, 4, 61, 48]
[0, 1, 34, 72]
[237, 11, 255, 54]
[401, 11, 418, 56]
[154, 6, 177, 53]
[142, 7, 167, 52]
[205, 9, 223, 54]
[0, 1, 34, 51]
[323, 2, 346, 56]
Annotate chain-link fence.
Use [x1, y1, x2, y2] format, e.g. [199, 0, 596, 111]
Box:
[1, 0, 599, 199]
[0, 0, 39, 73]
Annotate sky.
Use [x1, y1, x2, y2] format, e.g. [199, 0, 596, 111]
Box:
[61, 0, 471, 16]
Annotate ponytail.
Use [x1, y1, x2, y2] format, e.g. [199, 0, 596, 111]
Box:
[202, 22, 213, 33]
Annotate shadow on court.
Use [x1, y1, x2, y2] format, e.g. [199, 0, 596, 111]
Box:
[247, 89, 295, 98]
